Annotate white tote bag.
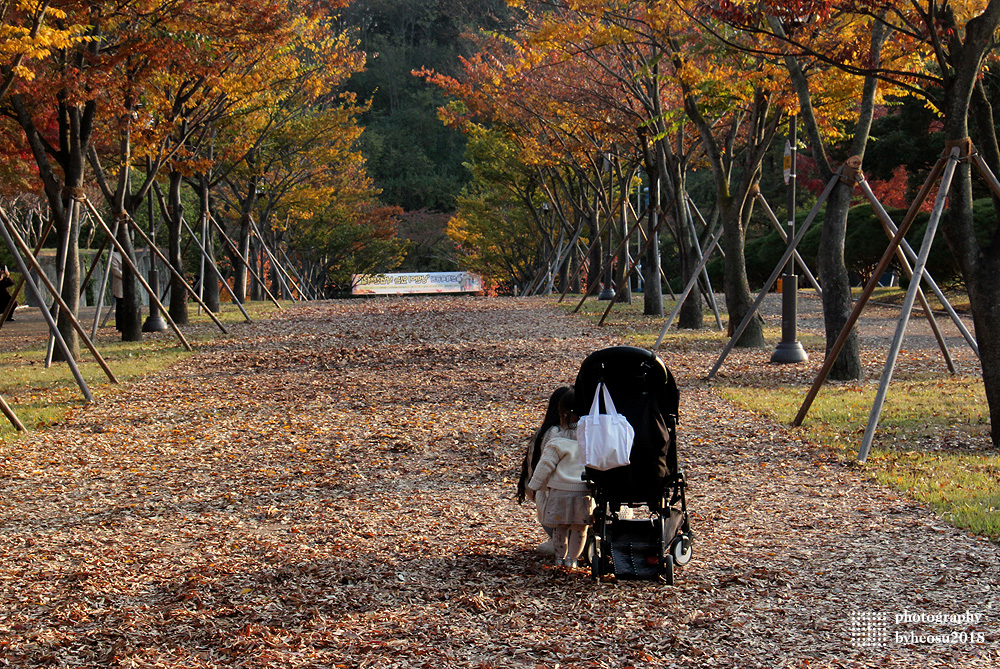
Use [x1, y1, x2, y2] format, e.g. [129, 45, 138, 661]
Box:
[578, 382, 634, 471]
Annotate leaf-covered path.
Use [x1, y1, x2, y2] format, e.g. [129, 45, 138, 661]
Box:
[0, 297, 997, 668]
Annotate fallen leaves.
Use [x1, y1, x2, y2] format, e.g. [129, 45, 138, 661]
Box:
[0, 296, 996, 667]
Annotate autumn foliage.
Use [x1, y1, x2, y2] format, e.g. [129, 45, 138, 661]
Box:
[0, 0, 398, 312]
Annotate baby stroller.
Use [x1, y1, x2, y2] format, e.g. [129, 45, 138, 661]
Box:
[574, 346, 692, 583]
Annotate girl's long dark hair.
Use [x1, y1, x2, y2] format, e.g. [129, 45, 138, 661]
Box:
[517, 385, 572, 503]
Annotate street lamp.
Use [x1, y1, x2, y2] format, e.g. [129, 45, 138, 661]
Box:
[771, 114, 808, 364]
[142, 187, 167, 332]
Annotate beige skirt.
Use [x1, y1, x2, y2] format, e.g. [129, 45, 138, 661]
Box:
[540, 489, 594, 526]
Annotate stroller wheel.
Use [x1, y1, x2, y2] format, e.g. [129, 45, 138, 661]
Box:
[671, 535, 693, 566]
[588, 539, 600, 580]
[659, 554, 675, 585]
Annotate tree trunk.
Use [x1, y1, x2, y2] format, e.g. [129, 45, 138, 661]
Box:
[198, 177, 221, 312]
[680, 83, 771, 346]
[643, 171, 663, 316]
[11, 95, 90, 360]
[937, 1, 1000, 447]
[817, 182, 864, 379]
[673, 166, 703, 329]
[118, 226, 143, 341]
[719, 192, 765, 347]
[116, 128, 144, 341]
[779, 17, 883, 380]
[166, 170, 188, 324]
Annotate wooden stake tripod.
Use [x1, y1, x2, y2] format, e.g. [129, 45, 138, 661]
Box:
[794, 143, 984, 462]
[248, 216, 306, 302]
[574, 191, 720, 326]
[700, 169, 842, 377]
[0, 208, 103, 405]
[0, 217, 54, 328]
[179, 215, 252, 323]
[0, 393, 25, 432]
[646, 186, 826, 348]
[81, 198, 234, 345]
[701, 155, 972, 387]
[207, 214, 283, 310]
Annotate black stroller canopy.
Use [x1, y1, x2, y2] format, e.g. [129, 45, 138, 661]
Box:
[573, 345, 680, 506]
[574, 346, 678, 427]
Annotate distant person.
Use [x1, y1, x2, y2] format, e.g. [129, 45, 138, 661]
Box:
[110, 252, 123, 331]
[0, 267, 16, 322]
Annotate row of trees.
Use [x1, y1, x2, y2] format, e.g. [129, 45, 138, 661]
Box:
[425, 0, 1000, 447]
[0, 0, 403, 357]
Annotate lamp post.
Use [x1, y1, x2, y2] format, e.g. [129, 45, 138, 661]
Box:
[771, 114, 808, 364]
[142, 185, 167, 332]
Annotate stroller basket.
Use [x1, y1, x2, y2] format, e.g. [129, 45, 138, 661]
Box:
[574, 346, 693, 583]
[609, 519, 660, 580]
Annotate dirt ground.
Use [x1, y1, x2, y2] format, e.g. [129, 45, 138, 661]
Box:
[0, 295, 996, 668]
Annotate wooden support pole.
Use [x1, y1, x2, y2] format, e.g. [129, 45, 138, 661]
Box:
[78, 234, 111, 299]
[99, 202, 230, 335]
[248, 216, 301, 301]
[44, 198, 75, 368]
[652, 224, 726, 348]
[521, 241, 560, 297]
[598, 208, 667, 326]
[0, 211, 96, 402]
[753, 192, 823, 295]
[857, 147, 962, 463]
[91, 220, 119, 340]
[0, 208, 118, 385]
[705, 170, 843, 379]
[543, 226, 587, 299]
[179, 215, 252, 323]
[278, 245, 317, 300]
[197, 215, 207, 312]
[629, 206, 677, 299]
[0, 393, 25, 432]
[973, 151, 1000, 201]
[682, 196, 723, 330]
[574, 208, 649, 314]
[0, 216, 54, 328]
[87, 204, 193, 352]
[208, 215, 282, 309]
[859, 178, 956, 373]
[793, 154, 950, 427]
[557, 221, 605, 304]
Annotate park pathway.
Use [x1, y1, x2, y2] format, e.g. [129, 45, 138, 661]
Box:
[0, 297, 997, 668]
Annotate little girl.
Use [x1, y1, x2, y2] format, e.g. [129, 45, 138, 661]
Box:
[517, 386, 573, 556]
[526, 388, 593, 568]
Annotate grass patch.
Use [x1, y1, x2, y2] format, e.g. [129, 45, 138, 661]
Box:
[0, 301, 284, 441]
[718, 380, 996, 539]
[870, 450, 1000, 538]
[867, 285, 972, 313]
[718, 377, 989, 451]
